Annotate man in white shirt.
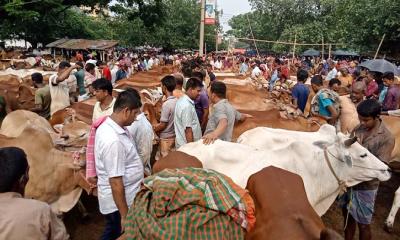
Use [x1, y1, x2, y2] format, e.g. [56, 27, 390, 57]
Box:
[95, 88, 143, 240]
[49, 61, 78, 116]
[174, 78, 203, 149]
[127, 111, 154, 176]
[147, 56, 154, 70]
[326, 61, 338, 81]
[92, 78, 116, 122]
[251, 62, 262, 79]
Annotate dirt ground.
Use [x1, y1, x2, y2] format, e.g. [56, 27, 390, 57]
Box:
[65, 173, 400, 240]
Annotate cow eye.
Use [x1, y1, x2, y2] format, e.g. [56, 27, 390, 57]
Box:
[360, 153, 367, 158]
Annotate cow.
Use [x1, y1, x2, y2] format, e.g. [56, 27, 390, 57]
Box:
[0, 74, 37, 111]
[0, 110, 89, 150]
[152, 151, 203, 174]
[246, 166, 343, 240]
[225, 83, 273, 111]
[339, 95, 400, 162]
[178, 124, 391, 216]
[232, 109, 324, 141]
[0, 126, 92, 214]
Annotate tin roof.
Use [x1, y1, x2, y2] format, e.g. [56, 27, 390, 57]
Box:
[46, 38, 118, 50]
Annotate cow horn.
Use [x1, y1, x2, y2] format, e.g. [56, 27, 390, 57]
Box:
[344, 136, 358, 147]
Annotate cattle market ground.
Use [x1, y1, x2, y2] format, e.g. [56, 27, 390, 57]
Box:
[65, 173, 400, 240]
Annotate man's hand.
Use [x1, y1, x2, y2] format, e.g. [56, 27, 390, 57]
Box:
[202, 132, 218, 145]
[121, 216, 126, 234]
[243, 113, 253, 118]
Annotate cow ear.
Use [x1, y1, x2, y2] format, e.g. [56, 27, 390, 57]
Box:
[313, 141, 331, 149]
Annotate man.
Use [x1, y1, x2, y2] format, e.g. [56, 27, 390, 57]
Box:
[338, 67, 353, 88]
[364, 71, 378, 99]
[174, 77, 203, 149]
[207, 64, 216, 85]
[382, 71, 400, 111]
[310, 75, 340, 125]
[92, 78, 116, 122]
[31, 72, 51, 119]
[203, 81, 251, 144]
[291, 69, 310, 113]
[239, 58, 249, 75]
[0, 147, 68, 239]
[74, 62, 87, 101]
[350, 81, 367, 105]
[340, 99, 395, 240]
[251, 62, 262, 79]
[154, 76, 178, 159]
[172, 73, 185, 98]
[126, 89, 154, 176]
[98, 61, 112, 82]
[192, 71, 209, 131]
[326, 61, 338, 81]
[95, 89, 144, 240]
[115, 60, 129, 82]
[328, 78, 342, 93]
[49, 61, 77, 116]
[85, 63, 97, 91]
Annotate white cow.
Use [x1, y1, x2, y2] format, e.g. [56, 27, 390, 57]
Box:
[179, 124, 391, 216]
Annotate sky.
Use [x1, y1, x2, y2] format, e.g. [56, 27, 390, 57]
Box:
[217, 0, 252, 31]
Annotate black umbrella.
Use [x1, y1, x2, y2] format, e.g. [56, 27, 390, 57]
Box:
[359, 59, 399, 75]
[301, 49, 320, 57]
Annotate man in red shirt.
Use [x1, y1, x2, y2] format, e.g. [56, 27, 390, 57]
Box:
[364, 71, 378, 99]
[98, 61, 112, 82]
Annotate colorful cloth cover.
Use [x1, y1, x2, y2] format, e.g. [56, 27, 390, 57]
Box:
[124, 168, 256, 240]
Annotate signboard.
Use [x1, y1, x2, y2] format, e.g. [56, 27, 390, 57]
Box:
[204, 0, 216, 25]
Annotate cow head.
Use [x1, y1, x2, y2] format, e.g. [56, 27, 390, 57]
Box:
[313, 131, 391, 187]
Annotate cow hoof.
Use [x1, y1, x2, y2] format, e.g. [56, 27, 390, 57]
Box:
[384, 223, 394, 233]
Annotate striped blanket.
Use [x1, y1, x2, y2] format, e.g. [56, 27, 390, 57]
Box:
[124, 168, 255, 240]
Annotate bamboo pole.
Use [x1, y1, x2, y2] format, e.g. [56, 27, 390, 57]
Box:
[321, 36, 324, 59]
[235, 37, 342, 46]
[328, 44, 331, 59]
[374, 34, 386, 59]
[292, 33, 297, 62]
[246, 15, 260, 58]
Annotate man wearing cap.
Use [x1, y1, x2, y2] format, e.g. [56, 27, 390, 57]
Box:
[49, 61, 78, 116]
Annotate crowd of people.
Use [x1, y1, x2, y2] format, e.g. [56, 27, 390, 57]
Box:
[0, 50, 400, 240]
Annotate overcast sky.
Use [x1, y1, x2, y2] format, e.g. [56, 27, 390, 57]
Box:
[217, 0, 252, 31]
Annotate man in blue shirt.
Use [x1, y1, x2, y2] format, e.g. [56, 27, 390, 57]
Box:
[291, 69, 310, 113]
[310, 75, 340, 125]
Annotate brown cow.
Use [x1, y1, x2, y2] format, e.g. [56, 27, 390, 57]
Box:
[245, 166, 343, 240]
[0, 110, 89, 150]
[225, 83, 273, 111]
[232, 109, 325, 141]
[0, 74, 36, 111]
[0, 126, 91, 213]
[152, 151, 203, 174]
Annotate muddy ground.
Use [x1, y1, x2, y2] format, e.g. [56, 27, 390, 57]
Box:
[65, 173, 400, 240]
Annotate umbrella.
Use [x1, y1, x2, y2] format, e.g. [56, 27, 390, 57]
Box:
[332, 49, 359, 56]
[359, 59, 399, 75]
[301, 49, 320, 57]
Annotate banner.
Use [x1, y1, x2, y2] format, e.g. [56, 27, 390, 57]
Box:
[204, 0, 216, 25]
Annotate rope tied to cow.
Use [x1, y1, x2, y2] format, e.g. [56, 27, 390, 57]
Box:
[323, 148, 348, 195]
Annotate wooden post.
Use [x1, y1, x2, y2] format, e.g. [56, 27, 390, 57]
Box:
[292, 33, 297, 62]
[321, 36, 324, 60]
[328, 44, 332, 59]
[374, 34, 386, 59]
[199, 0, 205, 57]
[246, 14, 260, 58]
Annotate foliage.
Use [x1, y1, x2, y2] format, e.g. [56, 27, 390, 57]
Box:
[228, 0, 400, 56]
[0, 0, 221, 51]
